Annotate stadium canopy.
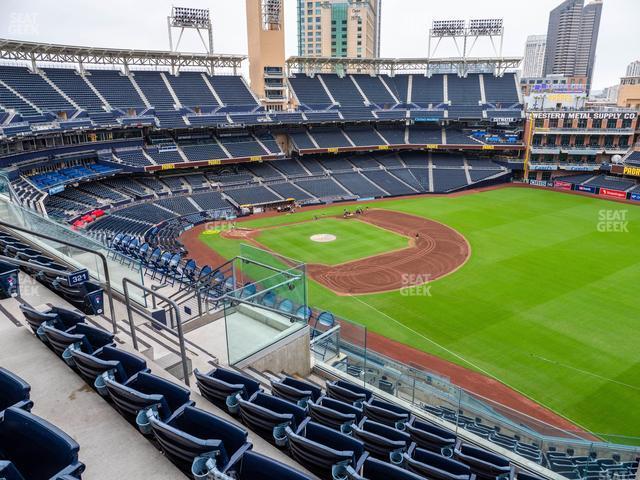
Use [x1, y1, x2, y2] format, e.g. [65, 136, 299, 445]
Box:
[286, 55, 522, 77]
[0, 38, 246, 74]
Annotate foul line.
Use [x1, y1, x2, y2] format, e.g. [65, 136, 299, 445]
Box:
[348, 294, 598, 437]
[530, 354, 640, 391]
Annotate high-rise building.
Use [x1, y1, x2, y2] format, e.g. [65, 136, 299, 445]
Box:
[522, 35, 547, 78]
[542, 0, 603, 93]
[246, 0, 287, 110]
[296, 0, 381, 59]
[626, 60, 640, 78]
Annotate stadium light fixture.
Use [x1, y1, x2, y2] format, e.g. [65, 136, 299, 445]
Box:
[431, 20, 466, 38]
[261, 0, 283, 31]
[167, 6, 214, 57]
[428, 17, 505, 76]
[468, 18, 503, 36]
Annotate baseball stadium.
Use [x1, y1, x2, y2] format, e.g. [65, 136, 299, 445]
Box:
[0, 1, 638, 480]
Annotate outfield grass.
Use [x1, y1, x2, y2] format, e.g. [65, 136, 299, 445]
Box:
[198, 187, 640, 442]
[255, 217, 408, 265]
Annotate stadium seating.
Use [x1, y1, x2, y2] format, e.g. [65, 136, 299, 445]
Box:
[0, 368, 33, 413]
[0, 407, 85, 479]
[405, 444, 474, 480]
[104, 371, 195, 430]
[270, 375, 323, 407]
[238, 391, 307, 446]
[286, 418, 368, 478]
[149, 405, 252, 474]
[194, 366, 261, 413]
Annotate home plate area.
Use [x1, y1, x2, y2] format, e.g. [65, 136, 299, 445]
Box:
[309, 234, 337, 243]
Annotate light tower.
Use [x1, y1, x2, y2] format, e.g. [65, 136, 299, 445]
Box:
[167, 6, 214, 54]
[246, 0, 287, 111]
[428, 18, 505, 76]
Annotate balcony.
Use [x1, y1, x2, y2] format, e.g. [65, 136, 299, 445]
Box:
[533, 128, 635, 135]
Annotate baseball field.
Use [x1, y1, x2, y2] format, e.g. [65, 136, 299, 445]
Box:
[192, 186, 640, 443]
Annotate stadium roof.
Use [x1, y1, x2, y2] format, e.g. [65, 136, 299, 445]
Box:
[0, 38, 245, 71]
[286, 56, 522, 76]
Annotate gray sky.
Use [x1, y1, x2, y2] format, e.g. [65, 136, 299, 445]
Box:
[0, 0, 637, 90]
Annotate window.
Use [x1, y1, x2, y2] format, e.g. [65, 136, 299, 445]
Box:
[549, 118, 558, 128]
[535, 118, 544, 128]
[606, 119, 617, 129]
[577, 119, 587, 129]
[592, 119, 602, 128]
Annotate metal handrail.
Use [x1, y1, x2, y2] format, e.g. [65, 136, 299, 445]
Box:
[0, 220, 117, 333]
[122, 277, 190, 386]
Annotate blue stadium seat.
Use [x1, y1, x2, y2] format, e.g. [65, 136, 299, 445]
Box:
[42, 322, 114, 365]
[286, 418, 368, 479]
[0, 368, 33, 413]
[194, 366, 261, 414]
[224, 451, 313, 480]
[69, 345, 149, 395]
[349, 456, 426, 480]
[149, 405, 252, 475]
[454, 443, 511, 480]
[326, 379, 372, 407]
[237, 391, 307, 446]
[308, 396, 363, 433]
[404, 444, 474, 480]
[270, 375, 322, 408]
[19, 304, 85, 338]
[104, 371, 194, 433]
[363, 397, 411, 430]
[351, 419, 411, 464]
[0, 407, 85, 480]
[405, 416, 457, 452]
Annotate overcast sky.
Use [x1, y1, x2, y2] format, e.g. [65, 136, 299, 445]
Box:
[0, 0, 637, 90]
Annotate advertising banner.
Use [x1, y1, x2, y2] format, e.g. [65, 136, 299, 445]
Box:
[575, 184, 597, 194]
[622, 165, 640, 177]
[553, 180, 573, 190]
[528, 179, 552, 187]
[599, 188, 627, 199]
[630, 192, 640, 202]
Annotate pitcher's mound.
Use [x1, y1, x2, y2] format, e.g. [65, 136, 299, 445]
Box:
[310, 234, 336, 243]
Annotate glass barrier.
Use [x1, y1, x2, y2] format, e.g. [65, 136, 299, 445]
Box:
[0, 178, 146, 304]
[311, 310, 640, 470]
[222, 247, 309, 365]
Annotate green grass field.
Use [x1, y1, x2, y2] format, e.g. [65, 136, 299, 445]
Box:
[199, 187, 640, 442]
[255, 217, 408, 265]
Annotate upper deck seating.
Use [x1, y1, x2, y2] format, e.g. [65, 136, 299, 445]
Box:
[351, 419, 411, 464]
[270, 375, 323, 407]
[405, 444, 474, 480]
[483, 73, 519, 105]
[288, 74, 333, 108]
[166, 71, 219, 109]
[207, 75, 257, 111]
[131, 71, 176, 110]
[70, 345, 149, 392]
[0, 66, 73, 113]
[85, 69, 146, 110]
[411, 75, 445, 106]
[320, 74, 365, 106]
[43, 68, 106, 113]
[352, 74, 397, 107]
